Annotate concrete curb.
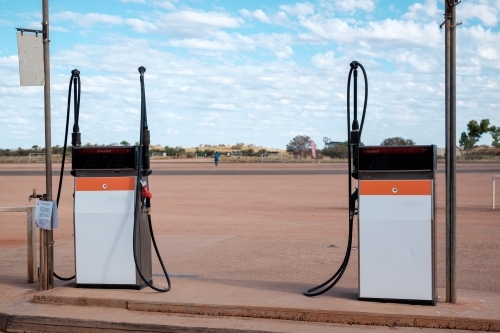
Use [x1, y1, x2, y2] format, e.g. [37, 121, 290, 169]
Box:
[1, 313, 268, 333]
[33, 295, 500, 332]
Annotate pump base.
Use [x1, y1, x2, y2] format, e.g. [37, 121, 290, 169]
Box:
[75, 280, 152, 291]
[358, 297, 435, 306]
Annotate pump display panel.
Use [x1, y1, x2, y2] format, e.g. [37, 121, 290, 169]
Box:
[358, 145, 436, 172]
[72, 146, 139, 170]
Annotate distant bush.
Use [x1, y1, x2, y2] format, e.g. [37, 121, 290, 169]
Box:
[321, 142, 349, 159]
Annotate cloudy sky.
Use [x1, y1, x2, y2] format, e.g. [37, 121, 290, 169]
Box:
[1, 0, 499, 150]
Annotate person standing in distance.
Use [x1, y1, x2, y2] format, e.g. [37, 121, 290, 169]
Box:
[214, 151, 220, 167]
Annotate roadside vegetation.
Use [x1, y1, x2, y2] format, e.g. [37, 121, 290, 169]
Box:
[3, 130, 500, 163]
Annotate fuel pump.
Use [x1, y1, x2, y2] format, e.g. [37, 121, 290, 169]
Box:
[55, 67, 170, 291]
[304, 62, 437, 305]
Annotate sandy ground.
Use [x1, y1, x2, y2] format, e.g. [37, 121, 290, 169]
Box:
[0, 160, 499, 294]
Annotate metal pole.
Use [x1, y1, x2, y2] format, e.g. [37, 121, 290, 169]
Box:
[41, 0, 54, 291]
[445, 0, 457, 304]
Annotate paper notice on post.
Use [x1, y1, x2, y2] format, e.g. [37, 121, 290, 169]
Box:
[34, 200, 59, 230]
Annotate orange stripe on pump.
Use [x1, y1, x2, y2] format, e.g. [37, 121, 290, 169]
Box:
[76, 177, 135, 191]
[360, 180, 431, 195]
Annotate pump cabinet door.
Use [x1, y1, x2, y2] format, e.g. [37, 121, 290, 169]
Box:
[358, 179, 433, 301]
[74, 177, 137, 285]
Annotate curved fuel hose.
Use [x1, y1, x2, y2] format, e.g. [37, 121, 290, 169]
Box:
[54, 69, 81, 281]
[133, 66, 171, 292]
[304, 61, 368, 297]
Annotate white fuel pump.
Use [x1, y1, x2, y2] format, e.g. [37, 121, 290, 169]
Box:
[304, 62, 437, 305]
[55, 68, 171, 291]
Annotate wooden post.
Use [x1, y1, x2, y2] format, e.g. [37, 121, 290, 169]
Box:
[493, 176, 499, 209]
[26, 207, 36, 283]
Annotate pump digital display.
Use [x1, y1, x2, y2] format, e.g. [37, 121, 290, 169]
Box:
[358, 145, 436, 171]
[72, 147, 138, 170]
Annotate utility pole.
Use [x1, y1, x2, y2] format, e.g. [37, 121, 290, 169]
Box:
[41, 0, 54, 291]
[444, 0, 461, 304]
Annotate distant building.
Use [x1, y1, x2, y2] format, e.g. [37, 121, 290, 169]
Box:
[325, 141, 343, 148]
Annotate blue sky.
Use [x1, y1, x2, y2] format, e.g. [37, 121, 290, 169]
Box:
[1, 0, 500, 150]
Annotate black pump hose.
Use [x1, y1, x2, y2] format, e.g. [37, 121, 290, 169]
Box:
[133, 66, 171, 292]
[304, 61, 368, 297]
[54, 70, 81, 281]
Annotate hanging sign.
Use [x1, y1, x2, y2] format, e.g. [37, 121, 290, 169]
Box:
[16, 32, 44, 86]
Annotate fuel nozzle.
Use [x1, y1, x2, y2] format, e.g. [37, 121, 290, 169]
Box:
[140, 180, 152, 199]
[140, 180, 152, 214]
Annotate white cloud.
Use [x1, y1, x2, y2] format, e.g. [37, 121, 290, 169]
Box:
[125, 18, 158, 33]
[240, 9, 291, 26]
[393, 49, 438, 72]
[198, 122, 216, 127]
[403, 0, 440, 21]
[274, 12, 291, 25]
[152, 0, 176, 10]
[162, 10, 242, 29]
[50, 26, 70, 32]
[330, 0, 376, 13]
[240, 9, 271, 24]
[311, 51, 346, 70]
[280, 3, 315, 17]
[210, 103, 236, 110]
[168, 32, 255, 52]
[458, 1, 500, 26]
[154, 10, 243, 38]
[460, 25, 500, 70]
[52, 11, 123, 26]
[298, 16, 441, 49]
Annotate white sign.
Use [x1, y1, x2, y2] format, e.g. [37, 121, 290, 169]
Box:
[16, 32, 44, 86]
[34, 200, 59, 230]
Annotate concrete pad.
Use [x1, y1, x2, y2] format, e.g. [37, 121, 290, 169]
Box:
[31, 278, 500, 331]
[2, 301, 487, 333]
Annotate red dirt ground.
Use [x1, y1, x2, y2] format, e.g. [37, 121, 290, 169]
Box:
[0, 161, 499, 293]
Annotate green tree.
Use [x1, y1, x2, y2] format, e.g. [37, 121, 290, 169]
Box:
[459, 119, 490, 150]
[489, 126, 500, 147]
[120, 140, 130, 146]
[286, 135, 310, 159]
[381, 137, 415, 146]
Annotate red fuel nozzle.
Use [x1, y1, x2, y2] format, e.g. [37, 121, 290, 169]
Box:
[140, 181, 152, 199]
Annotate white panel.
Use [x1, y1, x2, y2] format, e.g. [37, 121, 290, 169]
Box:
[74, 189, 136, 285]
[75, 190, 135, 214]
[359, 195, 432, 300]
[16, 32, 45, 86]
[359, 195, 431, 221]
